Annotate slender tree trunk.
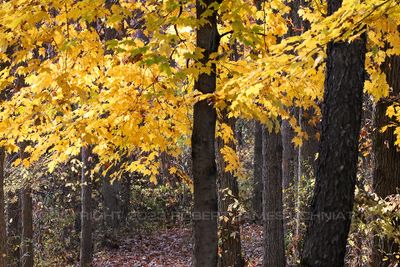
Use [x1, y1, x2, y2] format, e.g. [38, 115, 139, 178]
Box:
[20, 187, 33, 267]
[192, 0, 220, 264]
[262, 126, 286, 267]
[282, 3, 304, 249]
[80, 146, 93, 267]
[371, 55, 400, 266]
[20, 146, 33, 267]
[216, 115, 244, 267]
[7, 191, 20, 267]
[295, 109, 303, 239]
[300, 0, 366, 265]
[0, 149, 6, 266]
[253, 121, 263, 221]
[281, 119, 296, 190]
[252, 0, 265, 223]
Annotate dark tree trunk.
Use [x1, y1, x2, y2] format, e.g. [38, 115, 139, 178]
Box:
[102, 173, 121, 229]
[372, 56, 400, 266]
[216, 115, 244, 267]
[262, 126, 286, 267]
[80, 146, 93, 267]
[20, 146, 33, 267]
[0, 149, 6, 266]
[253, 0, 265, 223]
[253, 121, 263, 221]
[20, 187, 33, 267]
[7, 191, 20, 267]
[300, 0, 366, 265]
[192, 0, 220, 264]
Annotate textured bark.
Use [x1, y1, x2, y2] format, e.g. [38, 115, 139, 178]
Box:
[371, 56, 400, 266]
[262, 126, 286, 267]
[20, 187, 33, 267]
[7, 191, 20, 267]
[192, 0, 220, 264]
[80, 146, 93, 267]
[300, 0, 366, 265]
[253, 121, 263, 221]
[216, 115, 244, 267]
[0, 149, 6, 266]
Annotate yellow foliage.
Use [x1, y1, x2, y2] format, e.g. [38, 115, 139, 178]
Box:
[0, 0, 400, 180]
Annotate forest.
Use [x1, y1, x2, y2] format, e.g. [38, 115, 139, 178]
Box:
[0, 0, 399, 266]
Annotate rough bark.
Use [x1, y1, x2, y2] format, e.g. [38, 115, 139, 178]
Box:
[80, 146, 93, 267]
[300, 0, 366, 265]
[371, 56, 400, 266]
[0, 149, 6, 266]
[262, 126, 286, 267]
[253, 121, 263, 221]
[216, 115, 244, 267]
[192, 0, 220, 264]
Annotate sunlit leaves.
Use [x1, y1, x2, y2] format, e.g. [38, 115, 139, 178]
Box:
[1, 0, 400, 181]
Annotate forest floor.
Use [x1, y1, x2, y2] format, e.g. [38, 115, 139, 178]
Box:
[93, 224, 263, 267]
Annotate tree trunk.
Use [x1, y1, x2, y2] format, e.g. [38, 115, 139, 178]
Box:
[252, 0, 265, 224]
[300, 0, 366, 265]
[371, 55, 400, 266]
[7, 191, 20, 267]
[281, 119, 296, 190]
[20, 146, 33, 267]
[253, 121, 263, 222]
[20, 187, 33, 267]
[192, 0, 220, 264]
[262, 126, 286, 267]
[0, 149, 6, 266]
[216, 116, 244, 267]
[102, 173, 121, 229]
[80, 146, 93, 267]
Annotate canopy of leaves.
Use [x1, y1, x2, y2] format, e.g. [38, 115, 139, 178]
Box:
[0, 0, 400, 179]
